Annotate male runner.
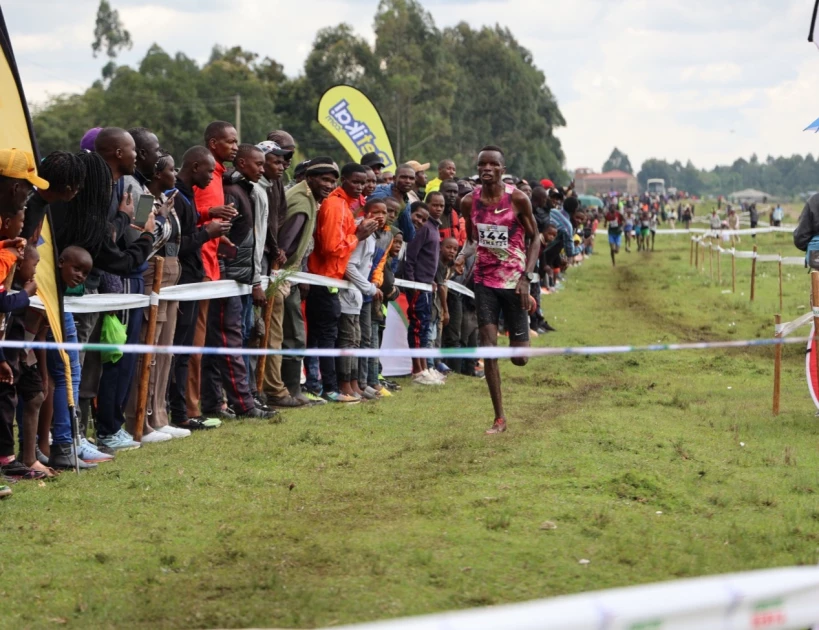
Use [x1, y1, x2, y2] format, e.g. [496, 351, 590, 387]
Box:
[460, 146, 539, 434]
[604, 203, 624, 266]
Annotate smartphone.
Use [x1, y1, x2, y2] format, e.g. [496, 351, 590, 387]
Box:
[218, 241, 238, 260]
[133, 194, 154, 227]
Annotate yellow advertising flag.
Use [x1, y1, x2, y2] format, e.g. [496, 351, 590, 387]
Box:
[317, 85, 397, 171]
[0, 9, 72, 405]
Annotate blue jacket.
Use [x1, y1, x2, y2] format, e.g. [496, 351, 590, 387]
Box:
[369, 184, 415, 242]
[550, 208, 580, 258]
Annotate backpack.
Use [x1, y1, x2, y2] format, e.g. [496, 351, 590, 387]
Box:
[806, 235, 819, 270]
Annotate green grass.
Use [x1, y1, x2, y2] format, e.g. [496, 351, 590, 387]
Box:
[3, 232, 819, 630]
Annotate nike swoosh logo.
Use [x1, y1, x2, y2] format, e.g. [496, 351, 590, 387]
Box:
[494, 207, 509, 214]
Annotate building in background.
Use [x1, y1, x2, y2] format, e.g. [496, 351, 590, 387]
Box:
[574, 168, 639, 196]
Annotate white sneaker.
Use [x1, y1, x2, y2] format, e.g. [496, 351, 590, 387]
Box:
[429, 368, 447, 382]
[140, 431, 173, 444]
[157, 425, 191, 439]
[413, 369, 444, 386]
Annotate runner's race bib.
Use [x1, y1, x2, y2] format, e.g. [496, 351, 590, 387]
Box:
[477, 223, 509, 249]
[609, 219, 619, 228]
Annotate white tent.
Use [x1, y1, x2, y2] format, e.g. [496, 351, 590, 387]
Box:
[729, 188, 772, 203]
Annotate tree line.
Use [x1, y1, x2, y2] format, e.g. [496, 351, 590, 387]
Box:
[601, 147, 819, 199]
[31, 0, 567, 183]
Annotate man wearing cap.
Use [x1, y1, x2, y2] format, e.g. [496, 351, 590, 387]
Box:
[360, 152, 385, 178]
[255, 140, 301, 408]
[404, 160, 430, 203]
[286, 160, 309, 191]
[368, 163, 418, 241]
[278, 158, 340, 405]
[426, 159, 456, 194]
[267, 130, 296, 184]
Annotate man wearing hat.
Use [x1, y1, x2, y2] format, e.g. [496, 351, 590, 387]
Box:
[404, 160, 430, 203]
[360, 152, 385, 178]
[0, 148, 48, 209]
[277, 158, 340, 405]
[255, 140, 301, 409]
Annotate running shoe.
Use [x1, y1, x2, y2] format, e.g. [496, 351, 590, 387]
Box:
[485, 419, 507, 435]
[302, 391, 328, 406]
[235, 407, 280, 420]
[323, 391, 360, 403]
[141, 431, 173, 444]
[97, 429, 141, 452]
[379, 375, 402, 391]
[79, 438, 114, 463]
[428, 368, 447, 383]
[157, 425, 191, 438]
[0, 484, 11, 499]
[0, 458, 47, 481]
[413, 370, 444, 386]
[361, 387, 379, 400]
[172, 417, 215, 431]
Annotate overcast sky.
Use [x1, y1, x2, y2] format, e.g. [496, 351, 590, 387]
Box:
[4, 0, 819, 173]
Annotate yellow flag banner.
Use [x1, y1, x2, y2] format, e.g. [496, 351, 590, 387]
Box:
[317, 85, 397, 171]
[0, 9, 71, 405]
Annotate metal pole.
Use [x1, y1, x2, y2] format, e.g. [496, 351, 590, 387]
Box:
[235, 94, 242, 143]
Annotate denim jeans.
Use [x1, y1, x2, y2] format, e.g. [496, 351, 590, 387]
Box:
[240, 293, 255, 393]
[47, 312, 80, 445]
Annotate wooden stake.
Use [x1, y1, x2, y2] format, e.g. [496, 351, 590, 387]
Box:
[133, 256, 164, 442]
[778, 254, 783, 313]
[708, 239, 713, 282]
[773, 313, 782, 416]
[695, 240, 699, 270]
[731, 251, 736, 293]
[689, 238, 694, 266]
[750, 245, 757, 302]
[717, 242, 722, 285]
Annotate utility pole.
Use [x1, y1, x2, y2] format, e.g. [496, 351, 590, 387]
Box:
[234, 94, 241, 143]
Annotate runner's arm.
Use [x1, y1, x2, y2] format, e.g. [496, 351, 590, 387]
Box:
[513, 190, 540, 310]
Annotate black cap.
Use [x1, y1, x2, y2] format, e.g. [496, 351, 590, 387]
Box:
[293, 160, 309, 178]
[361, 152, 385, 168]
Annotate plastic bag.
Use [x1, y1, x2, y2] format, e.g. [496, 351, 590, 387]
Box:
[100, 314, 126, 364]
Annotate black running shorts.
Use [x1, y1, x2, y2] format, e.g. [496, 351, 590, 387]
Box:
[474, 283, 530, 343]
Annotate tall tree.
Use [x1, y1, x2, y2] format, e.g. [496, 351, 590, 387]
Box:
[91, 0, 132, 59]
[602, 147, 632, 174]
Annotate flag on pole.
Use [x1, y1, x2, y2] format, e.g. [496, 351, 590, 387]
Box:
[317, 85, 397, 171]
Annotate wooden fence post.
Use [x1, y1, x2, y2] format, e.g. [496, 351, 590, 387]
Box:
[717, 243, 722, 285]
[750, 245, 757, 302]
[731, 251, 736, 293]
[690, 238, 694, 266]
[695, 239, 699, 271]
[133, 256, 164, 442]
[778, 254, 783, 313]
[709, 239, 713, 283]
[773, 314, 782, 416]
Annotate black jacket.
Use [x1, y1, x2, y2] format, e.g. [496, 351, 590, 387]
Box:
[175, 177, 213, 284]
[222, 172, 256, 285]
[794, 193, 819, 251]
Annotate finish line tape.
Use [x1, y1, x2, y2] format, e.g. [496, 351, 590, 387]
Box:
[4, 336, 813, 359]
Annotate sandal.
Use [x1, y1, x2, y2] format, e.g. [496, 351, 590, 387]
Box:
[0, 459, 47, 481]
[28, 461, 58, 479]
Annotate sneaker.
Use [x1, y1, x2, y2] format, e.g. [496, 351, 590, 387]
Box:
[413, 370, 444, 386]
[428, 368, 447, 383]
[35, 445, 50, 466]
[302, 391, 328, 406]
[141, 431, 173, 444]
[0, 458, 47, 481]
[485, 419, 507, 435]
[361, 387, 379, 400]
[266, 395, 306, 408]
[379, 376, 402, 391]
[0, 484, 11, 499]
[235, 406, 280, 420]
[157, 425, 191, 439]
[97, 429, 141, 452]
[199, 417, 223, 428]
[323, 391, 360, 403]
[172, 417, 216, 431]
[374, 386, 392, 398]
[79, 438, 114, 463]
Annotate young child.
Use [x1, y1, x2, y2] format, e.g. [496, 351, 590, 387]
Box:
[434, 237, 459, 374]
[338, 199, 386, 399]
[0, 207, 44, 480]
[404, 201, 442, 385]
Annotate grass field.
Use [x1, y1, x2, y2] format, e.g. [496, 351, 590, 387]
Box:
[2, 229, 819, 630]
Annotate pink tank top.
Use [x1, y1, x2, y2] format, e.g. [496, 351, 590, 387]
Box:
[471, 184, 526, 290]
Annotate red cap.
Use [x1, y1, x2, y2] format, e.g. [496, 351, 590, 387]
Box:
[540, 178, 554, 188]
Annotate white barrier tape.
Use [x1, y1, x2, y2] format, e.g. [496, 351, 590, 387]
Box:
[149, 292, 160, 307]
[720, 248, 734, 256]
[813, 308, 819, 318]
[28, 293, 152, 314]
[779, 312, 813, 338]
[734, 250, 757, 259]
[756, 254, 782, 263]
[394, 279, 434, 292]
[445, 280, 475, 299]
[775, 324, 784, 335]
[4, 334, 814, 360]
[282, 270, 351, 290]
[782, 256, 806, 267]
[325, 566, 819, 630]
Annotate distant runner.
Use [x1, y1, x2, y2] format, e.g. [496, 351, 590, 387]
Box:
[460, 146, 539, 435]
[604, 204, 624, 266]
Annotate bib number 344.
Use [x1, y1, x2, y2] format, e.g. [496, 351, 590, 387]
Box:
[477, 223, 509, 249]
